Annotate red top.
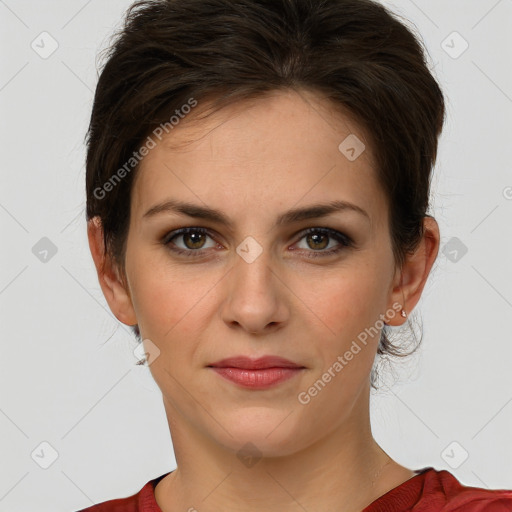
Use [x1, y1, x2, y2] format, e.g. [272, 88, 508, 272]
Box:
[76, 467, 512, 511]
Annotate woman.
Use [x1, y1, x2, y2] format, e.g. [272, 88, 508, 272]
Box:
[80, 0, 512, 510]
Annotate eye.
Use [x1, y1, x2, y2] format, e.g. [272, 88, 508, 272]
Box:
[163, 227, 218, 257]
[162, 226, 354, 259]
[293, 227, 353, 258]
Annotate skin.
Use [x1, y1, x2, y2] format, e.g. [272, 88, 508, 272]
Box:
[88, 89, 440, 512]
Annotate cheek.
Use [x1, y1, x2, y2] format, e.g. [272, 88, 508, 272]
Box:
[294, 263, 388, 343]
[294, 269, 387, 412]
[126, 251, 223, 347]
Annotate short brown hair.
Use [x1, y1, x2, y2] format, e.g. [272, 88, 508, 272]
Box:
[85, 0, 445, 387]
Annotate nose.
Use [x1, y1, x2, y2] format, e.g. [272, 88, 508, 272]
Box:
[220, 245, 290, 335]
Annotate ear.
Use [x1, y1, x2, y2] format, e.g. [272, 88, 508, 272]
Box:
[385, 216, 440, 326]
[87, 216, 138, 326]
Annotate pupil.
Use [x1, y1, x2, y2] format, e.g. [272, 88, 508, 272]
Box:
[185, 232, 205, 249]
[309, 233, 328, 250]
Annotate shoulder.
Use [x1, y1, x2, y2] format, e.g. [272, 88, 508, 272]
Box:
[74, 490, 140, 512]
[421, 467, 512, 511]
[366, 467, 512, 511]
[75, 494, 138, 512]
[73, 476, 164, 512]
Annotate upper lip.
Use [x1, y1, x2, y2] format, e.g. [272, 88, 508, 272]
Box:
[208, 356, 304, 369]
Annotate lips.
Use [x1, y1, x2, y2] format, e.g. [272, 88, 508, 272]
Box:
[207, 356, 306, 389]
[207, 355, 304, 370]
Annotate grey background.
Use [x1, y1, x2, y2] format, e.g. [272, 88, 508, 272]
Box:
[1, 0, 511, 510]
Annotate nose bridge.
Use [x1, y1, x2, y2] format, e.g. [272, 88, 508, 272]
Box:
[232, 235, 274, 297]
[222, 235, 287, 332]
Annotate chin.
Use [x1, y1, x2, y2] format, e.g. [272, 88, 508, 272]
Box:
[211, 410, 310, 459]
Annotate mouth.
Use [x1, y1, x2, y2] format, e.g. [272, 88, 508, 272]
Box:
[207, 356, 306, 389]
[208, 355, 304, 370]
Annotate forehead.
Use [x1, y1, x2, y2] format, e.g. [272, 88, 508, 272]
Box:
[131, 89, 386, 229]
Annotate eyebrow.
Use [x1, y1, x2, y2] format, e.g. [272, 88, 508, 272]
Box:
[142, 198, 370, 227]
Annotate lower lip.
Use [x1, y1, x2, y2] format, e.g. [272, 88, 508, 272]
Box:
[209, 367, 303, 389]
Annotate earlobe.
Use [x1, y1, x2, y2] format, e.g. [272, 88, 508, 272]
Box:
[385, 216, 440, 326]
[87, 216, 138, 326]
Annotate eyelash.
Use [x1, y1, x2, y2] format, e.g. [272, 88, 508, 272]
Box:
[162, 227, 354, 259]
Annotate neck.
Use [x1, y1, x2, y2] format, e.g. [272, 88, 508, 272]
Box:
[155, 383, 415, 512]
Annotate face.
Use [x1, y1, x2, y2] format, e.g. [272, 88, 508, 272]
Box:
[119, 89, 402, 456]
